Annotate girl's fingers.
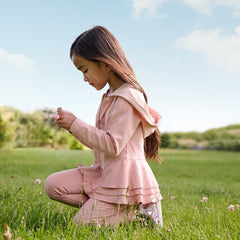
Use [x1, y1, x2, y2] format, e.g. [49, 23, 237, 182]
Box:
[56, 121, 63, 128]
[57, 107, 62, 113]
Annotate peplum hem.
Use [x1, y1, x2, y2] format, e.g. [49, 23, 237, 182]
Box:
[78, 161, 162, 205]
[91, 188, 162, 205]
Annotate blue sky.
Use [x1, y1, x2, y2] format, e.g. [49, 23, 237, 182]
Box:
[0, 0, 240, 132]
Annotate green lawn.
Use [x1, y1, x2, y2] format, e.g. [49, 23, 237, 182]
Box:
[0, 148, 239, 239]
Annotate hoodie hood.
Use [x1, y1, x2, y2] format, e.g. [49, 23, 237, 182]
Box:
[109, 84, 162, 138]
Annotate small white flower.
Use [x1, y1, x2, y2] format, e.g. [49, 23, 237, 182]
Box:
[200, 197, 208, 202]
[235, 204, 239, 209]
[35, 179, 41, 184]
[202, 197, 208, 202]
[205, 207, 210, 212]
[228, 205, 235, 211]
[170, 196, 176, 200]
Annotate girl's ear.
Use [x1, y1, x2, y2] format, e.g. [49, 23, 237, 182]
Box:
[100, 62, 111, 72]
[106, 65, 112, 72]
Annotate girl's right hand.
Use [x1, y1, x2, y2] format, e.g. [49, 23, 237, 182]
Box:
[55, 107, 77, 131]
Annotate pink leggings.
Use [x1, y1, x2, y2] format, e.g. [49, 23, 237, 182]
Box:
[44, 169, 136, 226]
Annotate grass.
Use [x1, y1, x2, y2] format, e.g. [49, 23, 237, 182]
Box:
[0, 148, 239, 239]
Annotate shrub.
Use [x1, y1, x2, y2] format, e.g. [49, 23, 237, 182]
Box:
[208, 139, 224, 150]
[168, 138, 179, 148]
[202, 130, 218, 141]
[69, 138, 84, 150]
[223, 139, 240, 151]
[178, 139, 198, 149]
[161, 133, 170, 148]
[0, 113, 6, 147]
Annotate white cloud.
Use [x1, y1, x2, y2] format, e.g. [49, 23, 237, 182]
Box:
[0, 49, 38, 109]
[175, 26, 240, 74]
[232, 10, 240, 17]
[183, 0, 240, 15]
[130, 0, 169, 18]
[0, 48, 36, 72]
[183, 0, 212, 14]
[130, 0, 240, 18]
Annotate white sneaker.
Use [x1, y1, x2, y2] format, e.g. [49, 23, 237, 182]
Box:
[138, 201, 163, 227]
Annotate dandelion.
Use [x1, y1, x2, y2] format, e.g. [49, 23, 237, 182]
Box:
[235, 204, 239, 209]
[228, 205, 235, 211]
[35, 179, 41, 184]
[3, 223, 11, 240]
[170, 196, 176, 200]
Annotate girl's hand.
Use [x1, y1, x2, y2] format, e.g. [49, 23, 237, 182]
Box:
[55, 107, 77, 130]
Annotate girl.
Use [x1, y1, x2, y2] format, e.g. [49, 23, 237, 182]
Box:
[44, 26, 163, 227]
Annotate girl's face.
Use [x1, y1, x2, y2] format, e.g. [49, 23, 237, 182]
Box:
[71, 54, 111, 91]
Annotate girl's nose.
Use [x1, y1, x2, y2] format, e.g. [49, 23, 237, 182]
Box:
[83, 75, 88, 82]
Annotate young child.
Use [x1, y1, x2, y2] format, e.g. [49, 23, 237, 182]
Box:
[44, 26, 163, 227]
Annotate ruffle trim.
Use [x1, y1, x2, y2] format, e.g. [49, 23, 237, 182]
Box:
[90, 187, 162, 205]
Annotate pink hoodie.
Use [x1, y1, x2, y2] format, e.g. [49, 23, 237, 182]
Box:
[69, 83, 162, 205]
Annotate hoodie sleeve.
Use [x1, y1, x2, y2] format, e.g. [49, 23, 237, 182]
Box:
[69, 97, 141, 157]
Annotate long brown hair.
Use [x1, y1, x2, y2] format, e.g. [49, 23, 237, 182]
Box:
[70, 26, 162, 163]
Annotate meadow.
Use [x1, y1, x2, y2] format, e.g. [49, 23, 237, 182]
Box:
[0, 148, 239, 239]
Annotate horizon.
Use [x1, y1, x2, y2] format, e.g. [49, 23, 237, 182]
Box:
[1, 0, 240, 132]
[1, 104, 239, 134]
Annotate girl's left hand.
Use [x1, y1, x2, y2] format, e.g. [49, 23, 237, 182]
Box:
[55, 107, 77, 130]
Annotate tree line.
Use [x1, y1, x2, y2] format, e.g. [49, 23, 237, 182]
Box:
[0, 106, 239, 151]
[0, 106, 83, 150]
[161, 124, 240, 151]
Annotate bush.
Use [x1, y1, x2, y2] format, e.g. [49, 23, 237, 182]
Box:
[69, 138, 84, 150]
[161, 133, 170, 148]
[208, 140, 224, 150]
[223, 139, 240, 151]
[202, 130, 218, 141]
[178, 139, 198, 149]
[0, 113, 6, 147]
[168, 138, 179, 148]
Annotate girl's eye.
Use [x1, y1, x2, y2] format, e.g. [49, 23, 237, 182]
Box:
[84, 69, 88, 74]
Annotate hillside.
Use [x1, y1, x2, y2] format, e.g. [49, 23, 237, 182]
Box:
[161, 124, 240, 151]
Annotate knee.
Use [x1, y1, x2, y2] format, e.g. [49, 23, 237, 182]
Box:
[44, 174, 60, 200]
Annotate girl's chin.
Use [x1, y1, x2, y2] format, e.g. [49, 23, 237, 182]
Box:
[94, 85, 106, 91]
